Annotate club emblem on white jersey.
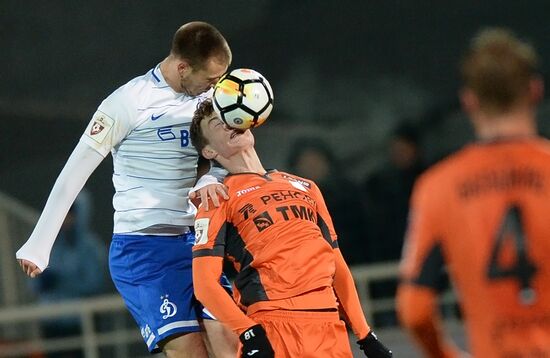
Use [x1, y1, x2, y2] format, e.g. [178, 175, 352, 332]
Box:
[86, 111, 114, 144]
[90, 121, 104, 135]
[160, 294, 177, 319]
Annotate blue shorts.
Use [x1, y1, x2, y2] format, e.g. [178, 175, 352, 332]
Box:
[109, 232, 231, 353]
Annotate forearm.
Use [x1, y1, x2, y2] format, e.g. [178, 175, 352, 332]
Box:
[16, 141, 104, 271]
[332, 248, 371, 339]
[409, 320, 456, 358]
[397, 285, 456, 358]
[193, 256, 256, 334]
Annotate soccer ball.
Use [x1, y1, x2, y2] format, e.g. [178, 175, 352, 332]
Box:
[212, 68, 274, 130]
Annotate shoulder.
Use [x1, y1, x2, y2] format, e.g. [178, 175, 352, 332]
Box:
[195, 199, 230, 222]
[274, 171, 320, 193]
[414, 146, 474, 196]
[99, 69, 160, 114]
[529, 137, 550, 157]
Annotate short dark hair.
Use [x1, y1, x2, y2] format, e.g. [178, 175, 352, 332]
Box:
[460, 27, 539, 114]
[190, 99, 216, 153]
[171, 21, 232, 69]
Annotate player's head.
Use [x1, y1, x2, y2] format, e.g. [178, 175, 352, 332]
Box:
[190, 99, 254, 161]
[459, 27, 543, 118]
[287, 137, 336, 182]
[171, 21, 232, 96]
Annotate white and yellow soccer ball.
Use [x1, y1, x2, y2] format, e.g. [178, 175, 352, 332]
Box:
[212, 68, 274, 130]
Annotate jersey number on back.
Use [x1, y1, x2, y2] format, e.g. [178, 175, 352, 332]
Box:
[486, 205, 538, 305]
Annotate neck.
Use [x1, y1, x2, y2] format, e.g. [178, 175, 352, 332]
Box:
[473, 107, 537, 141]
[159, 55, 183, 92]
[219, 148, 266, 175]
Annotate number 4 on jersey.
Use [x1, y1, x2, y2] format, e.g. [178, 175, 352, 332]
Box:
[486, 205, 538, 305]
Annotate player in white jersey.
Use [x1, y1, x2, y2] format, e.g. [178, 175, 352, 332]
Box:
[16, 22, 238, 357]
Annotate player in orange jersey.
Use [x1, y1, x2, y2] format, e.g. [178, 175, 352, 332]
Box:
[188, 99, 392, 358]
[397, 27, 550, 358]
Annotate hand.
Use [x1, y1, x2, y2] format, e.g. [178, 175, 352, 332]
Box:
[189, 183, 229, 211]
[239, 324, 274, 358]
[357, 331, 392, 357]
[18, 259, 42, 278]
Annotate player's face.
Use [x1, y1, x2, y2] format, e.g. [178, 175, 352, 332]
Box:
[201, 113, 254, 159]
[181, 58, 227, 96]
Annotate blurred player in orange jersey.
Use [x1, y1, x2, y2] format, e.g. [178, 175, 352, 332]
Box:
[188, 99, 393, 358]
[397, 27, 550, 357]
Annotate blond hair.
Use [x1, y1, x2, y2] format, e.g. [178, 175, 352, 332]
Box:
[460, 28, 539, 114]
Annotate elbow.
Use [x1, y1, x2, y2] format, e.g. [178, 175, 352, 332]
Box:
[396, 284, 437, 331]
[398, 307, 426, 332]
[194, 285, 207, 305]
[192, 272, 217, 308]
[192, 257, 224, 308]
[192, 273, 208, 305]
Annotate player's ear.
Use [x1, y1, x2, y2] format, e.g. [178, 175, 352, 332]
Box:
[529, 75, 544, 104]
[201, 146, 218, 160]
[460, 87, 479, 114]
[178, 59, 192, 76]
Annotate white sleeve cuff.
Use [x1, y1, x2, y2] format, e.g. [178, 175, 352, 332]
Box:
[190, 174, 220, 195]
[15, 141, 104, 271]
[190, 165, 228, 194]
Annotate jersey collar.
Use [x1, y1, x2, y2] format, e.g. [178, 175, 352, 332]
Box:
[151, 63, 169, 88]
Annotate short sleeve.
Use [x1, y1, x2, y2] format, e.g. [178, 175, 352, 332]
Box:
[192, 204, 230, 258]
[80, 94, 132, 157]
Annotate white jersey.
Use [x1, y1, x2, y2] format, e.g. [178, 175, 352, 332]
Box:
[80, 64, 208, 234]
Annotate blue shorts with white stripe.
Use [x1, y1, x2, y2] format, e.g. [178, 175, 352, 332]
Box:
[109, 232, 231, 353]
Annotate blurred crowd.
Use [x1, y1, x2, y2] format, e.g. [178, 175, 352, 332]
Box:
[28, 191, 109, 358]
[285, 122, 427, 327]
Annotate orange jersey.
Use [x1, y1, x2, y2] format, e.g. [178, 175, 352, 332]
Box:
[192, 170, 369, 338]
[399, 138, 550, 357]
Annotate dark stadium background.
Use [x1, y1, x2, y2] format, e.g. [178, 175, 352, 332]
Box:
[1, 1, 549, 355]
